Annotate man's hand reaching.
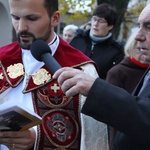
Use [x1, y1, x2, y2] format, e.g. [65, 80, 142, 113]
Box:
[53, 67, 96, 97]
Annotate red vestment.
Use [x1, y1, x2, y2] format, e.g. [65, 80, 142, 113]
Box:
[0, 38, 95, 149]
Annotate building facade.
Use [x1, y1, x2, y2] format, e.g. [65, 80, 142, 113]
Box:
[0, 0, 13, 47]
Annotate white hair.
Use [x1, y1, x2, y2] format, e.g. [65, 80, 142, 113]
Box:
[63, 24, 78, 34]
[124, 32, 137, 56]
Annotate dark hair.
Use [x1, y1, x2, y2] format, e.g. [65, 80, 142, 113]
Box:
[93, 3, 118, 26]
[44, 0, 58, 18]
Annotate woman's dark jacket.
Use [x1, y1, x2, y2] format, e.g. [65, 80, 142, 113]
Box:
[70, 29, 124, 79]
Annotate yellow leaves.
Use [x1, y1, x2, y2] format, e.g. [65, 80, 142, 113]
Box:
[59, 0, 96, 22]
[126, 0, 146, 18]
[123, 0, 147, 39]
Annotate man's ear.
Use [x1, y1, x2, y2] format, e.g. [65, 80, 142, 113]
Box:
[51, 11, 60, 27]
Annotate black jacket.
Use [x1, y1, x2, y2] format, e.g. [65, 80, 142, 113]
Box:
[82, 68, 150, 150]
[70, 30, 124, 79]
[106, 57, 149, 150]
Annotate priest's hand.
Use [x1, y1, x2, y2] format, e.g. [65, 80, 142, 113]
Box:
[53, 67, 96, 97]
[0, 128, 36, 150]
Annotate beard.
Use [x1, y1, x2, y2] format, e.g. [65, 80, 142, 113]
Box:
[17, 24, 51, 50]
[17, 31, 36, 50]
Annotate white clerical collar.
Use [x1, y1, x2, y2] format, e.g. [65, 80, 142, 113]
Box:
[21, 34, 59, 75]
[48, 33, 59, 56]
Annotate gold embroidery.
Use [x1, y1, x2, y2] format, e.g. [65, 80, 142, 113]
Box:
[32, 68, 51, 85]
[0, 73, 4, 79]
[7, 63, 24, 79]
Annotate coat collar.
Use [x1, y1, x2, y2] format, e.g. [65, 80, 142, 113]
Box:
[132, 67, 150, 96]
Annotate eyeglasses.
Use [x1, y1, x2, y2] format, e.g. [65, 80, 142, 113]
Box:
[91, 16, 107, 24]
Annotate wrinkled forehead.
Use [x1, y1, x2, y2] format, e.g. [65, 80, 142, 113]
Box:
[138, 4, 150, 23]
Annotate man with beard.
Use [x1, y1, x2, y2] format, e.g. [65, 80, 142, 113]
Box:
[0, 0, 108, 150]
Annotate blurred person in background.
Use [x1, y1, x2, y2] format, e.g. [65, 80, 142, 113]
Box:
[107, 32, 150, 93]
[80, 21, 91, 31]
[63, 24, 78, 44]
[70, 3, 124, 79]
